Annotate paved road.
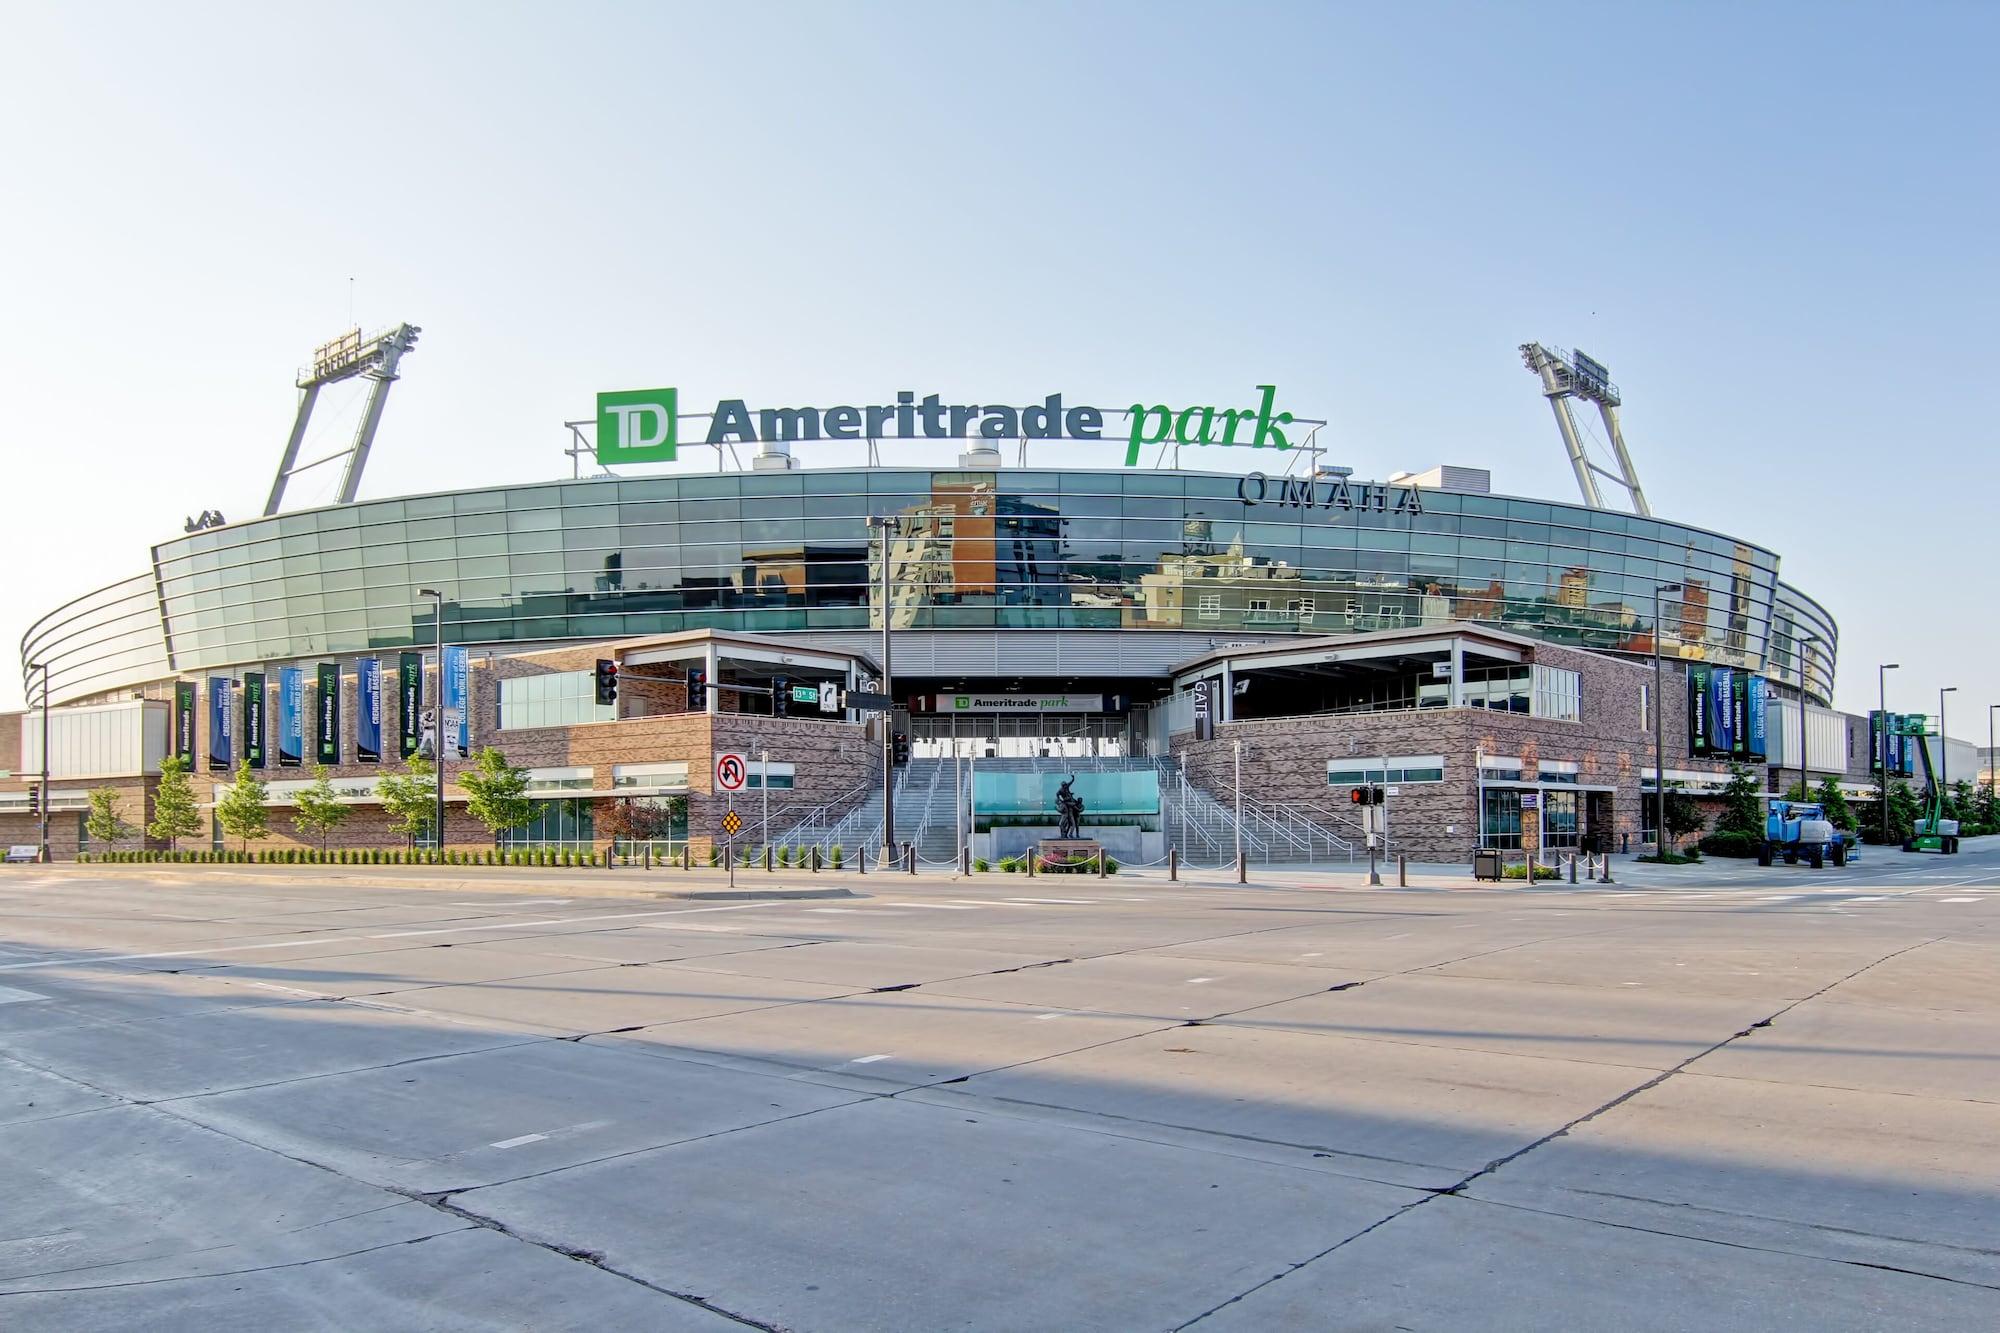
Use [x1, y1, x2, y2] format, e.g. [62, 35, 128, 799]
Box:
[1, 845, 1996, 1330]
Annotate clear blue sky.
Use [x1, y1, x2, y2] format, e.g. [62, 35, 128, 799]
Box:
[3, 2, 1995, 725]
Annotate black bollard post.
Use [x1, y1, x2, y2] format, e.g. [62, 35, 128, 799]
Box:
[812, 846, 822, 873]
[1169, 847, 1178, 882]
[906, 843, 915, 875]
[1237, 849, 1247, 884]
[1398, 854, 1407, 887]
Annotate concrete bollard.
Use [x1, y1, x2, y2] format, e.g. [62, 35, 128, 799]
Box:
[1097, 848, 1107, 879]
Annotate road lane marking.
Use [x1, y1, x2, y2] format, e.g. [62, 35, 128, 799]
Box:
[850, 1053, 894, 1064]
[1939, 897, 1980, 903]
[900, 903, 979, 910]
[489, 1133, 547, 1149]
[1186, 977, 1217, 984]
[0, 903, 779, 972]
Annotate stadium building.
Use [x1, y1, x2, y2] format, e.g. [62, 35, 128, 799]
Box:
[7, 339, 1880, 866]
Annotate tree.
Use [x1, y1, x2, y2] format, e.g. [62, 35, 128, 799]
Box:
[1881, 779, 1921, 845]
[1811, 777, 1855, 831]
[1947, 779, 1976, 823]
[148, 756, 203, 851]
[85, 786, 133, 851]
[599, 795, 686, 845]
[292, 764, 350, 854]
[215, 762, 271, 852]
[1662, 784, 1706, 853]
[457, 747, 535, 845]
[1714, 763, 1765, 838]
[377, 755, 436, 850]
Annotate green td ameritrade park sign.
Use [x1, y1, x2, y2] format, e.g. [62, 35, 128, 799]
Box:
[596, 386, 1300, 468]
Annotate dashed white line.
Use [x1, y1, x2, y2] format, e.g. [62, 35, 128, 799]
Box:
[489, 1133, 547, 1150]
[850, 1053, 894, 1064]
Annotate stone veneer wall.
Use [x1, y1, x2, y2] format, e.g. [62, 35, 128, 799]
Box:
[1172, 642, 1732, 863]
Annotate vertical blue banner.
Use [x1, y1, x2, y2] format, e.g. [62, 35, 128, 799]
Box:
[1687, 664, 1710, 756]
[1710, 667, 1735, 758]
[356, 658, 382, 763]
[278, 667, 305, 767]
[208, 678, 233, 772]
[1746, 676, 1768, 761]
[443, 645, 470, 758]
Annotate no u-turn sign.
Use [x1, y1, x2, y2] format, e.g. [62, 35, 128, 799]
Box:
[715, 752, 747, 792]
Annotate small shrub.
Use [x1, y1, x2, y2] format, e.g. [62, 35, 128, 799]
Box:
[973, 856, 990, 872]
[829, 844, 844, 868]
[1500, 862, 1562, 880]
[1698, 831, 1761, 859]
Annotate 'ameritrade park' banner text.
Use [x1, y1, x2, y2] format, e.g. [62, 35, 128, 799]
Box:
[597, 386, 1303, 468]
[1687, 666, 1768, 762]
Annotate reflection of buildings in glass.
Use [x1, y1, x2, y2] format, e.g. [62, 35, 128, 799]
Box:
[1139, 540, 1417, 632]
[1726, 543, 1756, 656]
[1556, 565, 1590, 609]
[1678, 579, 1711, 648]
[869, 474, 1064, 627]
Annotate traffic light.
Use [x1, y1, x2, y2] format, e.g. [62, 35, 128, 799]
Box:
[771, 674, 789, 718]
[27, 785, 40, 817]
[892, 732, 910, 766]
[593, 658, 619, 705]
[1348, 786, 1384, 806]
[686, 666, 706, 711]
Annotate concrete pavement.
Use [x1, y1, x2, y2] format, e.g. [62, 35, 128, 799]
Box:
[0, 842, 1995, 1329]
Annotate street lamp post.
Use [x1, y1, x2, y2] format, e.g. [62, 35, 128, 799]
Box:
[866, 515, 896, 868]
[1988, 703, 1998, 803]
[1651, 583, 1683, 851]
[29, 662, 50, 863]
[1939, 686, 1958, 795]
[1796, 634, 1821, 801]
[419, 589, 446, 855]
[1878, 663, 1899, 845]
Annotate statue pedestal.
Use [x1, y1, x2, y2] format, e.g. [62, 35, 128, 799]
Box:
[1036, 839, 1104, 872]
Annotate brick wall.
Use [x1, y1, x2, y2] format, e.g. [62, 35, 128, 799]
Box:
[1173, 642, 1731, 862]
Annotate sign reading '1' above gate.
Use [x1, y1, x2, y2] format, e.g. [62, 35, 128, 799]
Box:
[597, 386, 1305, 467]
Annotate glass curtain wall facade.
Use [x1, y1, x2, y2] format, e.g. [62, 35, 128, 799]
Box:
[26, 469, 1834, 706]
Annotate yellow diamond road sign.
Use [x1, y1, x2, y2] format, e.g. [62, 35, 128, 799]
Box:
[721, 810, 742, 836]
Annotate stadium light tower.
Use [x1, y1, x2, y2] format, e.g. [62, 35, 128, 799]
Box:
[1520, 343, 1652, 516]
[265, 323, 422, 515]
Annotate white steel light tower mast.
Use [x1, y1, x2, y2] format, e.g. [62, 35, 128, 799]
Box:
[1519, 342, 1652, 516]
[264, 323, 422, 515]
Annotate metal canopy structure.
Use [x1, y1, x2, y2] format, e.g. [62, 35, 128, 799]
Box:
[263, 322, 421, 515]
[1519, 342, 1652, 516]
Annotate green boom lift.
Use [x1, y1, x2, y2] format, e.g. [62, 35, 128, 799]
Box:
[1891, 713, 1960, 854]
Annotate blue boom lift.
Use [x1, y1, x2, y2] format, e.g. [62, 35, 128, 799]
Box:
[1758, 799, 1847, 868]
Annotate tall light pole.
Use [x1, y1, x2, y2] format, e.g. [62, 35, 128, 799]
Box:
[1988, 703, 1998, 802]
[1878, 663, 1899, 845]
[1939, 686, 1958, 794]
[866, 515, 896, 867]
[1796, 634, 1821, 800]
[419, 589, 446, 854]
[1651, 583, 1683, 850]
[29, 662, 49, 863]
